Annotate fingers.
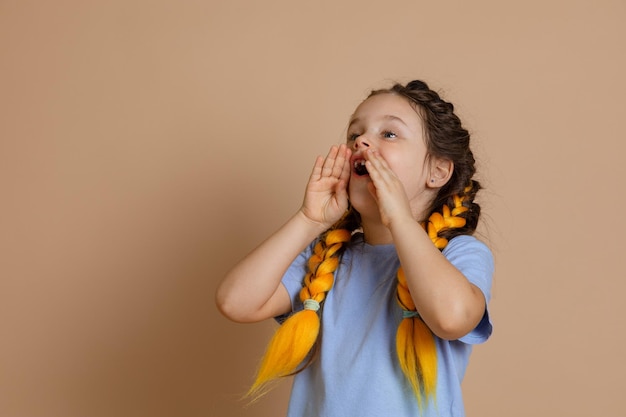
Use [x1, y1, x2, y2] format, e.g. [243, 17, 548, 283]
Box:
[339, 150, 352, 182]
[308, 155, 325, 182]
[303, 145, 351, 228]
[336, 144, 352, 182]
[363, 150, 413, 227]
[323, 144, 351, 179]
[320, 145, 339, 178]
[364, 149, 406, 199]
[363, 150, 390, 201]
[364, 149, 394, 184]
[312, 144, 351, 181]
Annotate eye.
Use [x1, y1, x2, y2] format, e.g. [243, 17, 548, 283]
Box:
[347, 133, 361, 142]
[382, 131, 397, 139]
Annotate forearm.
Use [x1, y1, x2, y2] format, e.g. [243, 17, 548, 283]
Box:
[215, 210, 327, 323]
[390, 218, 485, 340]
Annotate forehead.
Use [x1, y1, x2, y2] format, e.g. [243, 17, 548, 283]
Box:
[350, 93, 423, 127]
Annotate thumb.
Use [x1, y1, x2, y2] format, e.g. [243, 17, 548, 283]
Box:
[334, 179, 349, 205]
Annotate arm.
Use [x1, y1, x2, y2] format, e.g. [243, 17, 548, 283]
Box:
[364, 149, 485, 340]
[215, 144, 352, 323]
[390, 219, 486, 340]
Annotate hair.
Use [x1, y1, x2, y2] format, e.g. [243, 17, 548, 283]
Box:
[246, 80, 482, 408]
[373, 80, 481, 239]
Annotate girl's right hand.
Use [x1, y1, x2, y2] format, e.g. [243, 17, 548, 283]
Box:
[217, 143, 351, 323]
[300, 144, 352, 229]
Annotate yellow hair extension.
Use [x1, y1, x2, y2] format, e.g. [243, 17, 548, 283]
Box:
[395, 192, 470, 407]
[247, 188, 472, 404]
[396, 268, 437, 409]
[246, 229, 351, 401]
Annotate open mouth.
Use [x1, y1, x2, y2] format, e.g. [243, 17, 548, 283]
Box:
[353, 159, 368, 176]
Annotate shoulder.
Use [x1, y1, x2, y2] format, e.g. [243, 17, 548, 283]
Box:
[445, 236, 495, 344]
[443, 235, 493, 267]
[443, 234, 494, 296]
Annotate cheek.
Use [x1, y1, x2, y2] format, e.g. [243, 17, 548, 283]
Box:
[387, 157, 430, 193]
[383, 153, 423, 180]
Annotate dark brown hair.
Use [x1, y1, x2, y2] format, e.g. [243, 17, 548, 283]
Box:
[369, 79, 481, 239]
[245, 80, 482, 402]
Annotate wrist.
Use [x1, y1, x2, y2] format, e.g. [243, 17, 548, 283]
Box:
[387, 211, 418, 230]
[295, 209, 331, 235]
[388, 214, 423, 237]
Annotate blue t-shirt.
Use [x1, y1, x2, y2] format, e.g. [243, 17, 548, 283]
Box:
[279, 233, 494, 417]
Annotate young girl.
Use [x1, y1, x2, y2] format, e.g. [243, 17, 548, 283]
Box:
[216, 80, 494, 417]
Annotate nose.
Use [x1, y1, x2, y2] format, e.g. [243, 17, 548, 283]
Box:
[352, 135, 370, 150]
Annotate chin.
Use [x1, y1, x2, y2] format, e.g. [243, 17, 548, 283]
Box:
[348, 189, 376, 216]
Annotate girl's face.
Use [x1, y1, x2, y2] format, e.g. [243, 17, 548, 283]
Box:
[347, 93, 436, 220]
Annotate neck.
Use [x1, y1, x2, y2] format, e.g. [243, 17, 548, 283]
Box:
[361, 219, 394, 245]
[358, 202, 431, 246]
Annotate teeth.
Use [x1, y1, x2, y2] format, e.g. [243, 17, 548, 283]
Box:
[354, 159, 368, 175]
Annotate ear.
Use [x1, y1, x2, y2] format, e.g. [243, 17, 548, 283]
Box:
[427, 157, 454, 188]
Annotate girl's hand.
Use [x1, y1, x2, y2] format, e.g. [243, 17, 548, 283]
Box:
[300, 144, 352, 228]
[364, 149, 414, 228]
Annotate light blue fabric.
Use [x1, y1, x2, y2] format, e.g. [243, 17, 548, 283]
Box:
[279, 233, 494, 417]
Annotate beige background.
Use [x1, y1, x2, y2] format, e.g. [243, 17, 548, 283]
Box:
[1, 1, 625, 416]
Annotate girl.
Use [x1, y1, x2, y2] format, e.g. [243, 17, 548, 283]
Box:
[216, 80, 494, 417]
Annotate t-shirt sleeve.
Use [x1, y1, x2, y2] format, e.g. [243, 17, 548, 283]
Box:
[442, 235, 495, 344]
[274, 243, 314, 323]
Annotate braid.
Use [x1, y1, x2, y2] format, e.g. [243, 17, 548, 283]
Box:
[371, 80, 482, 238]
[371, 80, 483, 408]
[246, 212, 356, 400]
[299, 229, 350, 305]
[395, 193, 469, 408]
[429, 183, 477, 243]
[248, 80, 484, 407]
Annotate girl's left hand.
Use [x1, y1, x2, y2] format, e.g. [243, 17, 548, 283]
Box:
[364, 149, 414, 228]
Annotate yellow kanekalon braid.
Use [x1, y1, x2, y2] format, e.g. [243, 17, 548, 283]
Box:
[426, 188, 471, 249]
[396, 191, 470, 407]
[246, 228, 352, 401]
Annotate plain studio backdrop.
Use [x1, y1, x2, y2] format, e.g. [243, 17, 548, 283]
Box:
[1, 1, 624, 416]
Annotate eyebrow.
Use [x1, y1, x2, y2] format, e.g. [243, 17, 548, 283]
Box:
[348, 114, 408, 129]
